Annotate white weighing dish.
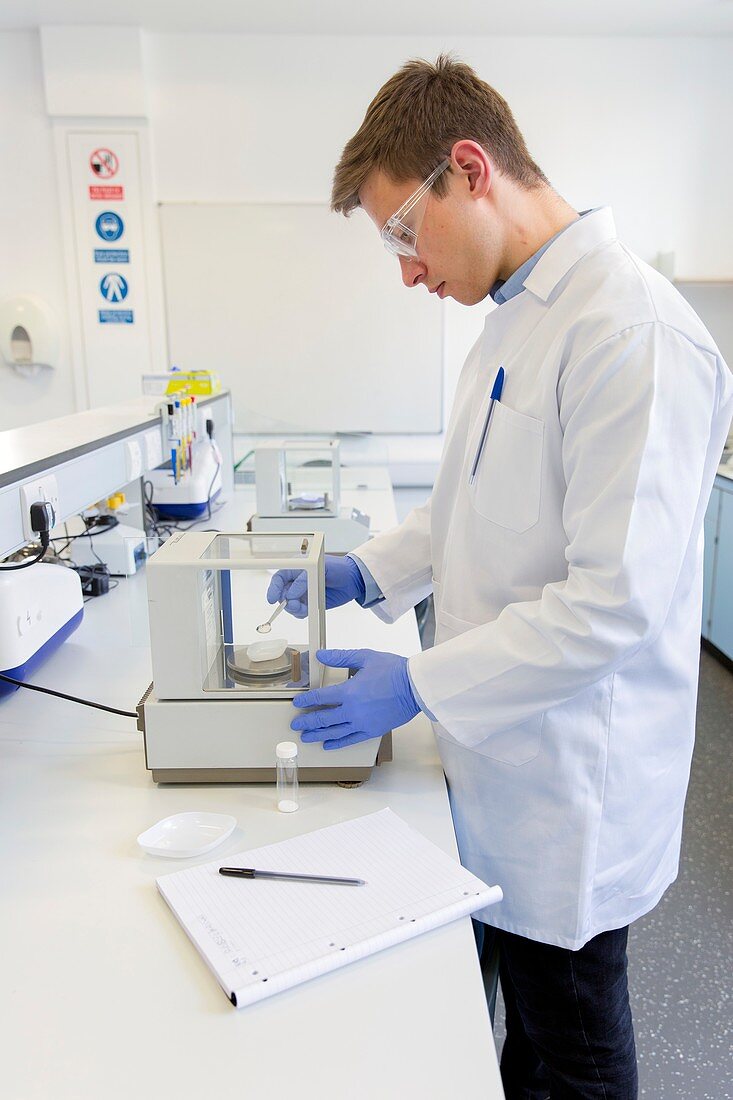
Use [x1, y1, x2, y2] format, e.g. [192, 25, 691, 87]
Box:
[137, 812, 237, 859]
[247, 637, 289, 663]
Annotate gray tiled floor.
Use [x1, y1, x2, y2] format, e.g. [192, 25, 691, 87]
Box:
[626, 649, 733, 1099]
[412, 586, 732, 1096]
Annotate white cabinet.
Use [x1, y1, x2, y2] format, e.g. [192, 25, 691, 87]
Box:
[702, 487, 720, 636]
[703, 474, 733, 661]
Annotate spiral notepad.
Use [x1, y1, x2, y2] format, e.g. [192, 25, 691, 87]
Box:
[157, 808, 502, 1008]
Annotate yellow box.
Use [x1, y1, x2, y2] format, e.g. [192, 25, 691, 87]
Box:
[165, 370, 221, 396]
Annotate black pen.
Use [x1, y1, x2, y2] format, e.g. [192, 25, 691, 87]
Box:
[219, 867, 366, 886]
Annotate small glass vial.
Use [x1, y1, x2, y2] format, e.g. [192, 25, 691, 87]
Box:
[276, 741, 299, 813]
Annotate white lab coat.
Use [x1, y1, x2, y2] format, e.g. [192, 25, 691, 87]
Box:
[355, 208, 733, 949]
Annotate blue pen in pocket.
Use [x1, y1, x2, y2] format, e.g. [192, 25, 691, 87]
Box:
[469, 366, 505, 485]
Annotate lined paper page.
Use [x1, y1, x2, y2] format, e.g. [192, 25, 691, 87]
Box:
[157, 808, 502, 1008]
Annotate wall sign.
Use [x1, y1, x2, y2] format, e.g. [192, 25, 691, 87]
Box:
[99, 272, 129, 302]
[94, 249, 129, 264]
[89, 148, 119, 178]
[89, 184, 124, 200]
[61, 130, 156, 402]
[55, 123, 166, 408]
[95, 211, 125, 241]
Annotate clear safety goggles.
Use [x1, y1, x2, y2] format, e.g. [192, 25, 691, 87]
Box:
[380, 158, 451, 260]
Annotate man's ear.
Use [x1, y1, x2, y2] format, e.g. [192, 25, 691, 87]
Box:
[450, 140, 492, 200]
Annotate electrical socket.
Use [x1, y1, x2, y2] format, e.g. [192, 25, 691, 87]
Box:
[144, 429, 163, 469]
[20, 474, 60, 540]
[124, 439, 143, 481]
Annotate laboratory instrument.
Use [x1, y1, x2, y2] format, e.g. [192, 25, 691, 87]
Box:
[71, 521, 147, 576]
[276, 740, 299, 812]
[0, 564, 83, 698]
[147, 438, 222, 518]
[249, 439, 370, 553]
[137, 530, 392, 783]
[148, 407, 223, 519]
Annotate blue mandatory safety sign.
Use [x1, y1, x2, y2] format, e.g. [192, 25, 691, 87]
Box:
[99, 272, 129, 302]
[99, 309, 134, 324]
[94, 248, 129, 264]
[95, 211, 125, 242]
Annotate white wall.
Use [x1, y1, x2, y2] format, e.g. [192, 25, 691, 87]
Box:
[142, 31, 733, 478]
[2, 28, 732, 471]
[0, 31, 76, 430]
[144, 33, 733, 275]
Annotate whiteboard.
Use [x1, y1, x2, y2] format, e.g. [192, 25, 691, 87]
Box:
[159, 203, 444, 434]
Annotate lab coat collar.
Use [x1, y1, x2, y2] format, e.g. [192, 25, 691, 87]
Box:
[522, 207, 617, 303]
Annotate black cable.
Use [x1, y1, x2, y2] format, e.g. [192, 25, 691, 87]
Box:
[82, 525, 105, 568]
[71, 560, 119, 600]
[0, 672, 138, 719]
[144, 478, 177, 545]
[57, 522, 74, 557]
[85, 515, 119, 533]
[173, 497, 224, 533]
[48, 515, 119, 554]
[0, 540, 48, 570]
[143, 480, 159, 540]
[206, 449, 221, 521]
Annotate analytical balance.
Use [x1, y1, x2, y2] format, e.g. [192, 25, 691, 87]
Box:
[249, 439, 370, 553]
[138, 530, 391, 783]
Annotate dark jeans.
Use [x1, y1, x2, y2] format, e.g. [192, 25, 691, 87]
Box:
[474, 922, 638, 1100]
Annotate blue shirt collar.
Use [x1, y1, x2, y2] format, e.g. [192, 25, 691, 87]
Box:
[490, 209, 595, 305]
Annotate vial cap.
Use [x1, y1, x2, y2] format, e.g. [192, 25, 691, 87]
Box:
[276, 741, 298, 760]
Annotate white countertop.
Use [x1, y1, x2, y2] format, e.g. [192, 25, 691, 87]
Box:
[0, 393, 226, 483]
[0, 476, 504, 1100]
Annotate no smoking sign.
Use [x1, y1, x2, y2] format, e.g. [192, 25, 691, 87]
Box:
[90, 148, 119, 179]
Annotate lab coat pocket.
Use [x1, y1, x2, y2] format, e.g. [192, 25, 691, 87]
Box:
[435, 692, 544, 766]
[434, 607, 544, 766]
[468, 402, 544, 533]
[468, 712, 544, 767]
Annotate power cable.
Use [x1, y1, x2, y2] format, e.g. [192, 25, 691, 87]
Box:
[0, 672, 138, 719]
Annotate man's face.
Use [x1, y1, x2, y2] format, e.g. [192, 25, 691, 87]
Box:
[359, 166, 500, 307]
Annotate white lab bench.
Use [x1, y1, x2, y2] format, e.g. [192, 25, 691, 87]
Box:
[0, 392, 235, 558]
[0, 470, 504, 1100]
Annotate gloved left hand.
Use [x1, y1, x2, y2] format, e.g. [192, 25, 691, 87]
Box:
[290, 648, 421, 750]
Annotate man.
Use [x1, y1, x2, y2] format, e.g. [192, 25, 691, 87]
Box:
[267, 56, 733, 1098]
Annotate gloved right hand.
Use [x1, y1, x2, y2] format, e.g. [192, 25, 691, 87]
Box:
[266, 554, 366, 619]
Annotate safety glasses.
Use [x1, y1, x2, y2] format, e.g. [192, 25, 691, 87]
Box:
[380, 158, 451, 260]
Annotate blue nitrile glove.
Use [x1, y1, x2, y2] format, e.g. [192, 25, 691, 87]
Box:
[290, 648, 420, 750]
[266, 555, 366, 619]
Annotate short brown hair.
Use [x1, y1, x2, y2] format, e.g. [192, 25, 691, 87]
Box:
[332, 54, 548, 215]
